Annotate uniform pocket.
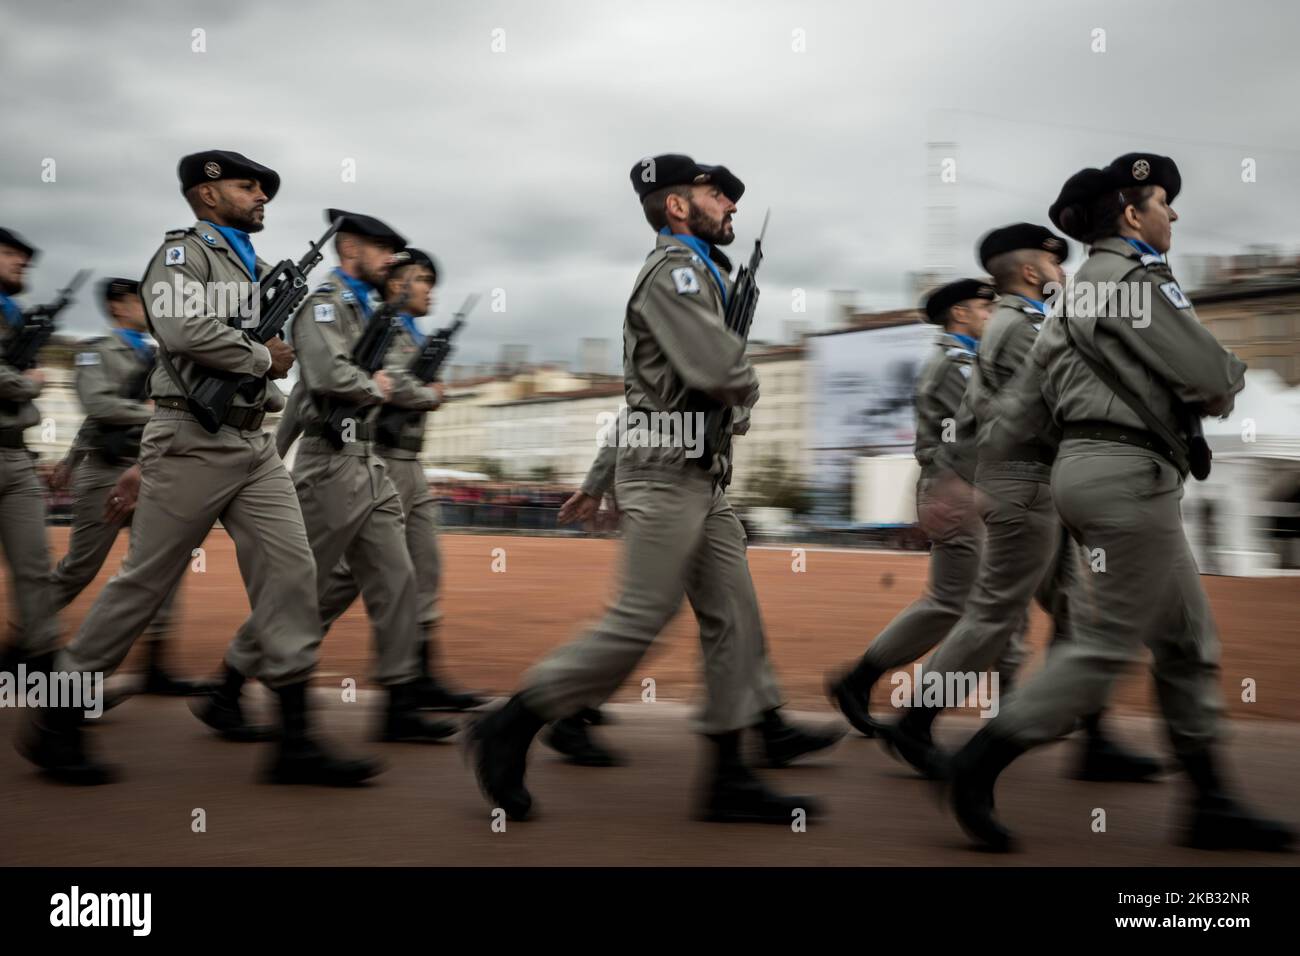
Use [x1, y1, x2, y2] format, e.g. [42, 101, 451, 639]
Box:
[137, 419, 181, 469]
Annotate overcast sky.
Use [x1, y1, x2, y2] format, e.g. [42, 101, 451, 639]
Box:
[3, 0, 1298, 371]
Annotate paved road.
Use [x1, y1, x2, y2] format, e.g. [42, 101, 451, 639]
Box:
[2, 696, 1295, 866]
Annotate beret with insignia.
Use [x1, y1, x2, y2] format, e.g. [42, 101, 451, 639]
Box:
[393, 246, 439, 282]
[98, 277, 140, 306]
[178, 150, 281, 201]
[629, 153, 745, 203]
[923, 277, 996, 325]
[0, 226, 39, 260]
[325, 209, 407, 251]
[1049, 152, 1180, 241]
[977, 223, 1068, 271]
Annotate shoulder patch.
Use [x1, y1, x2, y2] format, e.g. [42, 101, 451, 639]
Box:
[75, 351, 101, 367]
[314, 303, 336, 323]
[1159, 281, 1191, 310]
[165, 246, 185, 266]
[670, 267, 700, 295]
[959, 364, 971, 379]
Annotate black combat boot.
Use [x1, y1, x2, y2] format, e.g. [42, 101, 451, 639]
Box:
[880, 707, 950, 780]
[702, 730, 820, 824]
[265, 681, 382, 786]
[15, 653, 115, 785]
[1177, 749, 1293, 852]
[189, 664, 275, 742]
[948, 727, 1027, 852]
[826, 659, 886, 737]
[756, 708, 846, 768]
[413, 637, 486, 712]
[545, 712, 623, 766]
[381, 681, 458, 743]
[465, 694, 545, 820]
[1073, 712, 1162, 782]
[140, 641, 210, 696]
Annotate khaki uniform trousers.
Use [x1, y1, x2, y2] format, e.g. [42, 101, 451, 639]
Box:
[225, 440, 421, 687]
[989, 446, 1221, 756]
[317, 453, 441, 632]
[49, 453, 181, 641]
[58, 409, 321, 687]
[1, 448, 59, 657]
[862, 476, 985, 672]
[523, 470, 780, 735]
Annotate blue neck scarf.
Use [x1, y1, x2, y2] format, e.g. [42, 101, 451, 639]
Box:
[1124, 237, 1164, 262]
[949, 332, 979, 354]
[1016, 295, 1047, 316]
[660, 228, 727, 307]
[202, 221, 258, 279]
[114, 327, 154, 361]
[0, 290, 21, 327]
[333, 267, 376, 319]
[399, 312, 424, 347]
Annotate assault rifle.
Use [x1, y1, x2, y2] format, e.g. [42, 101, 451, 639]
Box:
[3, 269, 90, 370]
[184, 219, 341, 433]
[693, 210, 769, 473]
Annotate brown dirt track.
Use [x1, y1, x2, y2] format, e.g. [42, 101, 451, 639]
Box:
[1, 528, 1297, 866]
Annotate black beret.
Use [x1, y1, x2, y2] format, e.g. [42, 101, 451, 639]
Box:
[178, 150, 281, 201]
[325, 208, 407, 251]
[98, 277, 140, 304]
[1049, 153, 1181, 240]
[630, 153, 744, 203]
[977, 223, 1068, 271]
[923, 278, 996, 325]
[392, 246, 438, 280]
[0, 226, 38, 260]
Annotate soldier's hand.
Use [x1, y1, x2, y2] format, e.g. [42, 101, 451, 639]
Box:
[918, 470, 975, 538]
[49, 457, 74, 492]
[23, 368, 45, 389]
[266, 337, 295, 380]
[432, 383, 446, 404]
[373, 370, 394, 401]
[558, 491, 600, 526]
[104, 463, 142, 523]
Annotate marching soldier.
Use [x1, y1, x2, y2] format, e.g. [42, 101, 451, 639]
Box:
[196, 210, 456, 744]
[18, 151, 380, 787]
[468, 154, 824, 823]
[312, 247, 483, 711]
[947, 153, 1293, 852]
[880, 225, 1158, 783]
[827, 278, 1011, 735]
[46, 278, 203, 696]
[0, 226, 61, 670]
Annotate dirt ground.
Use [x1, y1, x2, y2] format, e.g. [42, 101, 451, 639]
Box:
[1, 529, 1296, 867]
[14, 528, 1297, 722]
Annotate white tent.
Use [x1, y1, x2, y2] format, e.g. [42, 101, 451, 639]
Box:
[1182, 370, 1300, 576]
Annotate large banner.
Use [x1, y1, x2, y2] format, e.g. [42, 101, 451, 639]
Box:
[806, 322, 937, 520]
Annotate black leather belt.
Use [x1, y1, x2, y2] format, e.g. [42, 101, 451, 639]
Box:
[0, 429, 25, 449]
[1062, 420, 1181, 470]
[378, 434, 423, 453]
[156, 397, 265, 432]
[305, 421, 372, 443]
[980, 442, 1055, 465]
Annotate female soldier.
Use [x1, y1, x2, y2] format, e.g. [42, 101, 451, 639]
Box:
[946, 153, 1293, 853]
